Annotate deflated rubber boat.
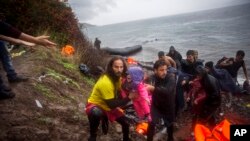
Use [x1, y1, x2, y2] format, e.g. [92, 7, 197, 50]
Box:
[101, 45, 142, 56]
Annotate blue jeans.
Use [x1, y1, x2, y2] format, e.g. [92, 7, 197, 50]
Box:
[0, 41, 17, 80]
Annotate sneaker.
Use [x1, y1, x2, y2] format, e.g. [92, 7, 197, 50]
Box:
[0, 90, 15, 100]
[8, 75, 29, 83]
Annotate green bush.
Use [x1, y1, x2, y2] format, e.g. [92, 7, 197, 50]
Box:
[0, 0, 106, 73]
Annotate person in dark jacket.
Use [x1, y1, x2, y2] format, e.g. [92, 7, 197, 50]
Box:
[180, 50, 204, 76]
[145, 60, 176, 141]
[195, 65, 221, 129]
[86, 56, 136, 141]
[176, 50, 204, 116]
[166, 46, 182, 70]
[205, 61, 240, 95]
[94, 37, 101, 50]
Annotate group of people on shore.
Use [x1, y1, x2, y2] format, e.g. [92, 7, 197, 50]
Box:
[2, 18, 248, 141]
[85, 45, 249, 141]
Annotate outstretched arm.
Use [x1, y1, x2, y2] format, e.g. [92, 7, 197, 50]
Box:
[219, 58, 232, 67]
[0, 21, 56, 47]
[19, 33, 56, 47]
[0, 35, 35, 47]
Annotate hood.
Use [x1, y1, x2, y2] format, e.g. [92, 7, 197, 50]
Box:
[127, 66, 144, 86]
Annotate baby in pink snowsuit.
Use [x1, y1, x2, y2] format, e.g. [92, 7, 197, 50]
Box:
[121, 66, 150, 120]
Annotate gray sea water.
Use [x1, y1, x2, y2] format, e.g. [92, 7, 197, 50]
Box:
[84, 3, 250, 83]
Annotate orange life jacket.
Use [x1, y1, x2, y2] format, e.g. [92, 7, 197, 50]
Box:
[61, 45, 75, 56]
[195, 119, 230, 141]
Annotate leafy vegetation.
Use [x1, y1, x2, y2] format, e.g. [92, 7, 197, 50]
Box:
[0, 0, 82, 46]
[0, 0, 108, 71]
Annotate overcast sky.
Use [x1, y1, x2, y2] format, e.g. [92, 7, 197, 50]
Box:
[68, 0, 249, 25]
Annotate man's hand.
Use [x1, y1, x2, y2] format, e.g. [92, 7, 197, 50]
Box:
[36, 35, 57, 47]
[181, 80, 187, 86]
[20, 40, 35, 47]
[145, 84, 155, 92]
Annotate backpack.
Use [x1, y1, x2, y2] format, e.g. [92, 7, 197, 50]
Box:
[79, 64, 90, 75]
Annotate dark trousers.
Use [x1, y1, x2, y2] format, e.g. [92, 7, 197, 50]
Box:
[147, 122, 174, 141]
[87, 106, 130, 141]
[0, 41, 17, 79]
[147, 105, 174, 141]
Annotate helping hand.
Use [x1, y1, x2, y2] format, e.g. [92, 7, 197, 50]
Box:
[21, 40, 36, 47]
[36, 35, 57, 47]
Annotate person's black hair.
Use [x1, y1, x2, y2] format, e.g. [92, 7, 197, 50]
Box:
[153, 60, 167, 70]
[170, 46, 175, 50]
[195, 65, 207, 77]
[158, 51, 165, 57]
[236, 50, 245, 57]
[106, 56, 127, 81]
[205, 61, 214, 69]
[186, 50, 195, 56]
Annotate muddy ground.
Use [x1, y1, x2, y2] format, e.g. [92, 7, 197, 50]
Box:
[0, 48, 250, 141]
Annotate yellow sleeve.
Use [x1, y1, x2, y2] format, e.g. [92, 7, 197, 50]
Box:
[96, 75, 115, 100]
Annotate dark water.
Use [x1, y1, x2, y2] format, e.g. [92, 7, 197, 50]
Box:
[85, 3, 250, 83]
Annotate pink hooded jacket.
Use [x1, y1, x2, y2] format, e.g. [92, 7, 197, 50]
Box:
[121, 66, 150, 119]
